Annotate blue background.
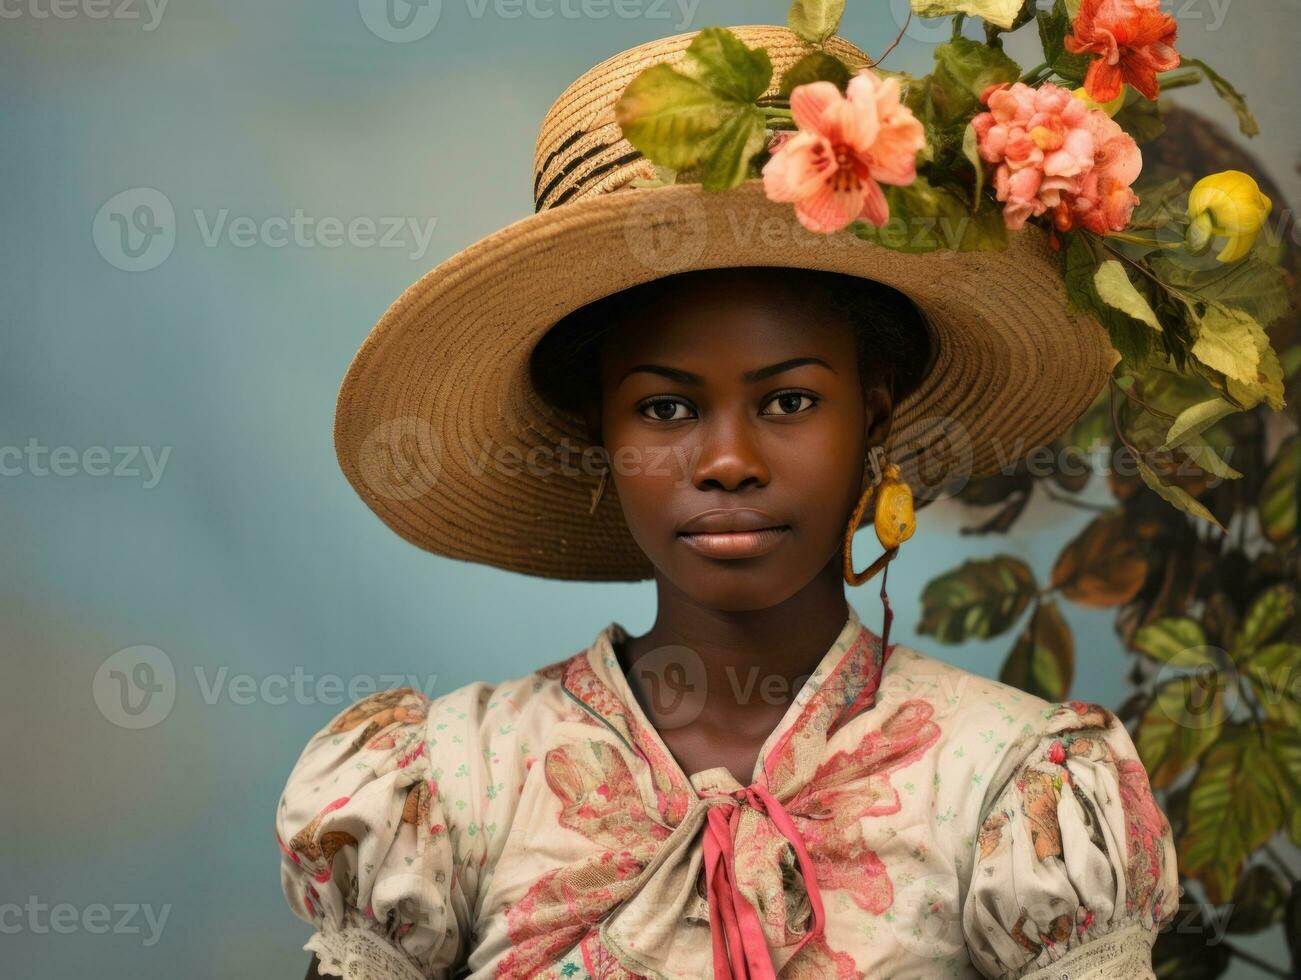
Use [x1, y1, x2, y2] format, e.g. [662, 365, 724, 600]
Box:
[2, 0, 1296, 975]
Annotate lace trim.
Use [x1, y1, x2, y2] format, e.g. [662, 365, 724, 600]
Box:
[305, 927, 427, 980]
[1015, 924, 1155, 980]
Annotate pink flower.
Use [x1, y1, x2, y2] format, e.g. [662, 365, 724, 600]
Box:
[1047, 741, 1067, 765]
[1065, 0, 1180, 103]
[971, 82, 1095, 230]
[973, 81, 1142, 235]
[1054, 110, 1142, 234]
[762, 70, 925, 233]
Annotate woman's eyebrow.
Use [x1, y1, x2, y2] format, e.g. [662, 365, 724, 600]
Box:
[619, 356, 834, 386]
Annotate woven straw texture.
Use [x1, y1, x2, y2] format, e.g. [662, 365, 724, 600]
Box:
[334, 25, 1121, 581]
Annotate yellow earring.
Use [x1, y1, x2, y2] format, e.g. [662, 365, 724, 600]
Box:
[843, 458, 916, 587]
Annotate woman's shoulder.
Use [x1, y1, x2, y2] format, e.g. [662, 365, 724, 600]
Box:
[276, 644, 587, 809]
[880, 641, 1060, 741]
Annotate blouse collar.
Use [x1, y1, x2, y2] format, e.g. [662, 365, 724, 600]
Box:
[559, 603, 889, 826]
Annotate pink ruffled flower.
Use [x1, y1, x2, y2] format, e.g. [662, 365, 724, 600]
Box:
[762, 70, 925, 234]
[971, 82, 1095, 231]
[1054, 109, 1143, 234]
[972, 81, 1141, 235]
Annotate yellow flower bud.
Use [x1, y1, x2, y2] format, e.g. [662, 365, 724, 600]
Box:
[1072, 85, 1125, 117]
[1186, 170, 1273, 263]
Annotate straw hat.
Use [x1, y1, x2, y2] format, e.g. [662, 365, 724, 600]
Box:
[334, 24, 1120, 581]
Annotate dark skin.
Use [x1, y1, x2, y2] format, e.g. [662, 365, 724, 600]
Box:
[589, 267, 894, 786]
[302, 267, 894, 978]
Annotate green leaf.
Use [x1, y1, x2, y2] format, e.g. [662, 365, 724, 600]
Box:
[1258, 432, 1299, 544]
[1131, 617, 1214, 667]
[787, 0, 846, 45]
[1130, 177, 1186, 229]
[1180, 727, 1285, 903]
[1112, 94, 1166, 144]
[1062, 235, 1155, 367]
[616, 65, 735, 170]
[1136, 674, 1227, 788]
[1036, 0, 1091, 82]
[910, 0, 1025, 30]
[778, 51, 852, 95]
[614, 29, 773, 191]
[999, 599, 1075, 700]
[1241, 642, 1301, 728]
[680, 26, 773, 104]
[1094, 260, 1162, 333]
[1136, 456, 1225, 530]
[1237, 584, 1295, 656]
[1268, 728, 1301, 845]
[1149, 255, 1290, 330]
[697, 107, 767, 191]
[1159, 397, 1237, 451]
[848, 176, 1006, 253]
[961, 122, 985, 205]
[1176, 436, 1242, 481]
[918, 555, 1037, 643]
[925, 37, 1022, 126]
[1189, 302, 1265, 385]
[1181, 57, 1259, 137]
[1224, 335, 1286, 413]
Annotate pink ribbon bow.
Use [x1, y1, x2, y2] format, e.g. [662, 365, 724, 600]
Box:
[700, 782, 826, 979]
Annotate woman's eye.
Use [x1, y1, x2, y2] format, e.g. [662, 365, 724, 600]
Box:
[638, 398, 695, 422]
[762, 392, 817, 416]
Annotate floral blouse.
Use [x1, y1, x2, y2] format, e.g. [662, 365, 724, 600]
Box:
[275, 606, 1177, 979]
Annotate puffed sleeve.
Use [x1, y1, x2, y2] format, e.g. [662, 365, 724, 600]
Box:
[962, 701, 1178, 979]
[275, 687, 473, 979]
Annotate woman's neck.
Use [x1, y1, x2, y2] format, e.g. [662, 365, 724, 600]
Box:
[619, 557, 851, 743]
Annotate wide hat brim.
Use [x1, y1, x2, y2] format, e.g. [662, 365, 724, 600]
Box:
[335, 178, 1119, 581]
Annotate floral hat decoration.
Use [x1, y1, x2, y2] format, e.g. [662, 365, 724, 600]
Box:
[333, 0, 1286, 580]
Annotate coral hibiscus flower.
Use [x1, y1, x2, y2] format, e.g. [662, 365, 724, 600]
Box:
[1065, 0, 1180, 103]
[762, 70, 925, 234]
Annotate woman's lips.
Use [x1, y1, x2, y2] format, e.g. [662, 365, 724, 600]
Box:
[677, 526, 790, 559]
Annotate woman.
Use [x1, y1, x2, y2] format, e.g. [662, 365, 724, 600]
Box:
[276, 25, 1177, 980]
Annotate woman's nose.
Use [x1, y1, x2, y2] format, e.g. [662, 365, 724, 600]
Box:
[690, 416, 771, 492]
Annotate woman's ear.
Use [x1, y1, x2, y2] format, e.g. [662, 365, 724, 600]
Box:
[864, 382, 893, 451]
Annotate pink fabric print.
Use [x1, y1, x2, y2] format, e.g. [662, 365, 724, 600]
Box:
[1116, 757, 1170, 914]
[498, 741, 669, 978]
